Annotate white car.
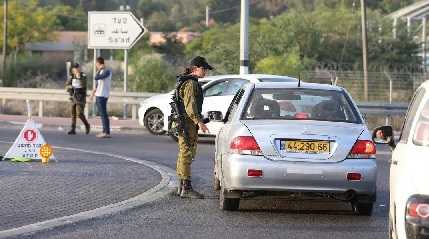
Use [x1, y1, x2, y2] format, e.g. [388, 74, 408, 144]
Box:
[138, 74, 297, 137]
[373, 80, 429, 239]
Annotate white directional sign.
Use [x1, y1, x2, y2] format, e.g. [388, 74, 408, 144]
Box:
[88, 11, 147, 49]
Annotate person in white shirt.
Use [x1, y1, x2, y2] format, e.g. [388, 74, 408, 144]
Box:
[91, 57, 112, 138]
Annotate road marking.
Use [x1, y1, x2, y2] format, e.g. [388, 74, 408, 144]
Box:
[0, 140, 177, 239]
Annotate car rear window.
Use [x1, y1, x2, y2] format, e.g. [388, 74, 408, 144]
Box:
[242, 88, 361, 123]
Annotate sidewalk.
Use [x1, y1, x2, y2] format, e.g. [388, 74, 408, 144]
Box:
[0, 114, 142, 131]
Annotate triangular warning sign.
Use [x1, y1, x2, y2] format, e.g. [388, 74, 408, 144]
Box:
[4, 119, 56, 161]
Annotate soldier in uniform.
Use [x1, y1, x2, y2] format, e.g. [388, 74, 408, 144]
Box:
[65, 63, 90, 135]
[176, 56, 213, 199]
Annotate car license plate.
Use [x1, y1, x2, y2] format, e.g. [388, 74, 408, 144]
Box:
[280, 140, 330, 154]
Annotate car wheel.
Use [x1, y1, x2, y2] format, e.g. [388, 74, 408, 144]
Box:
[352, 201, 373, 216]
[144, 109, 165, 135]
[219, 186, 239, 211]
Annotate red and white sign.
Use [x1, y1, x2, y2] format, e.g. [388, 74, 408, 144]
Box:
[5, 119, 55, 161]
[23, 129, 37, 143]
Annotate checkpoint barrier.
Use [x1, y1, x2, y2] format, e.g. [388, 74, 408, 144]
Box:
[0, 87, 158, 120]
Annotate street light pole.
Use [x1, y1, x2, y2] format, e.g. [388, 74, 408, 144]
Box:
[240, 0, 249, 74]
[361, 0, 369, 101]
[2, 0, 7, 86]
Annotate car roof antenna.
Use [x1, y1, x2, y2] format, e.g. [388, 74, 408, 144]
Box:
[298, 73, 301, 87]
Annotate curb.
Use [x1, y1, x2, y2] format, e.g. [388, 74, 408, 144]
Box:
[0, 143, 177, 239]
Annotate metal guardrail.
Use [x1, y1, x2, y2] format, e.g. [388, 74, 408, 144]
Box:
[0, 87, 158, 120]
[357, 102, 408, 115]
[0, 87, 409, 120]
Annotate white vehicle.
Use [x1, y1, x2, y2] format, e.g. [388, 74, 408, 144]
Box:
[138, 74, 297, 137]
[373, 80, 429, 239]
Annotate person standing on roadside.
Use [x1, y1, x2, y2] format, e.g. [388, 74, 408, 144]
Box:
[91, 57, 112, 138]
[65, 63, 90, 135]
[175, 56, 212, 199]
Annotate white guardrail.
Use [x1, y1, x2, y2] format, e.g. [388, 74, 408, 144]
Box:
[0, 87, 159, 120]
[0, 87, 409, 120]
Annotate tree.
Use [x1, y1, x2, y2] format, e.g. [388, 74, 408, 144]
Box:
[0, 0, 65, 58]
[130, 54, 177, 92]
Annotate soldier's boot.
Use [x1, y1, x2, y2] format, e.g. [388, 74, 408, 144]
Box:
[180, 179, 204, 199]
[176, 179, 184, 196]
[68, 124, 76, 135]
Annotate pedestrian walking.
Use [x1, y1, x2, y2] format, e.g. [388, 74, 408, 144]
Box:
[65, 63, 90, 135]
[91, 57, 112, 138]
[174, 56, 213, 199]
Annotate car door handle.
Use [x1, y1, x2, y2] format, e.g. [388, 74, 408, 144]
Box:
[391, 160, 398, 165]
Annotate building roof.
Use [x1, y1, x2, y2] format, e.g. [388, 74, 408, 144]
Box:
[26, 31, 201, 52]
[25, 31, 87, 52]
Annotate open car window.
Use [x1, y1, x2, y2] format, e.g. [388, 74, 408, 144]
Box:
[242, 88, 361, 124]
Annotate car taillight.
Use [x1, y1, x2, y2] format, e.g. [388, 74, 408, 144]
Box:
[414, 121, 429, 146]
[230, 136, 262, 156]
[407, 201, 429, 219]
[348, 140, 376, 159]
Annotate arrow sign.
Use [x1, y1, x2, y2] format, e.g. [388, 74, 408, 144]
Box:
[88, 11, 147, 49]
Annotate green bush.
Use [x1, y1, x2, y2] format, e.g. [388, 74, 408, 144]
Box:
[4, 55, 65, 88]
[130, 55, 177, 93]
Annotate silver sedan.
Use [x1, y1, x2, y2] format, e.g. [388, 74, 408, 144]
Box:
[212, 82, 377, 215]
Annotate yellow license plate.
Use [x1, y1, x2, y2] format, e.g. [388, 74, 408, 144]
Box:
[281, 140, 330, 154]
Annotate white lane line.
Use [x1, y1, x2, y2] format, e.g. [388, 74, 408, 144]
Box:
[0, 141, 177, 239]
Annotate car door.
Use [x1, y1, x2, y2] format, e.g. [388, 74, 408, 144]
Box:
[202, 78, 248, 134]
[391, 87, 426, 237]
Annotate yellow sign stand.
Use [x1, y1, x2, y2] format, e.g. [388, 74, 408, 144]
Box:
[39, 144, 53, 164]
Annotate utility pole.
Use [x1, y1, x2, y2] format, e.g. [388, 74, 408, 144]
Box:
[422, 17, 427, 72]
[2, 0, 7, 87]
[240, 0, 249, 74]
[206, 6, 210, 27]
[360, 0, 369, 101]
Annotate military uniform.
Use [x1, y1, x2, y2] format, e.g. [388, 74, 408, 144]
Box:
[174, 56, 213, 199]
[176, 75, 204, 181]
[65, 72, 90, 134]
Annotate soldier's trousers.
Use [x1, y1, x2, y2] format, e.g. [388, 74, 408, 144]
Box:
[71, 103, 89, 130]
[176, 122, 198, 180]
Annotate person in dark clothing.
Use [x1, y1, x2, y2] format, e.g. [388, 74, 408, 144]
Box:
[175, 56, 212, 199]
[65, 63, 90, 135]
[91, 57, 112, 138]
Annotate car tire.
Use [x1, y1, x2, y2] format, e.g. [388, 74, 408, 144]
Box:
[352, 201, 373, 216]
[144, 109, 165, 135]
[219, 186, 239, 211]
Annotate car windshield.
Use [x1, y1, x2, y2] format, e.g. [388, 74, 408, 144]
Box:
[242, 88, 361, 123]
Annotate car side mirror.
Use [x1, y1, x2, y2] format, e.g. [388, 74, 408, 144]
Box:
[372, 125, 396, 149]
[208, 111, 224, 122]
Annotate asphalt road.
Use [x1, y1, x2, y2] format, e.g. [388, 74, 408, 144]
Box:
[0, 125, 391, 239]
